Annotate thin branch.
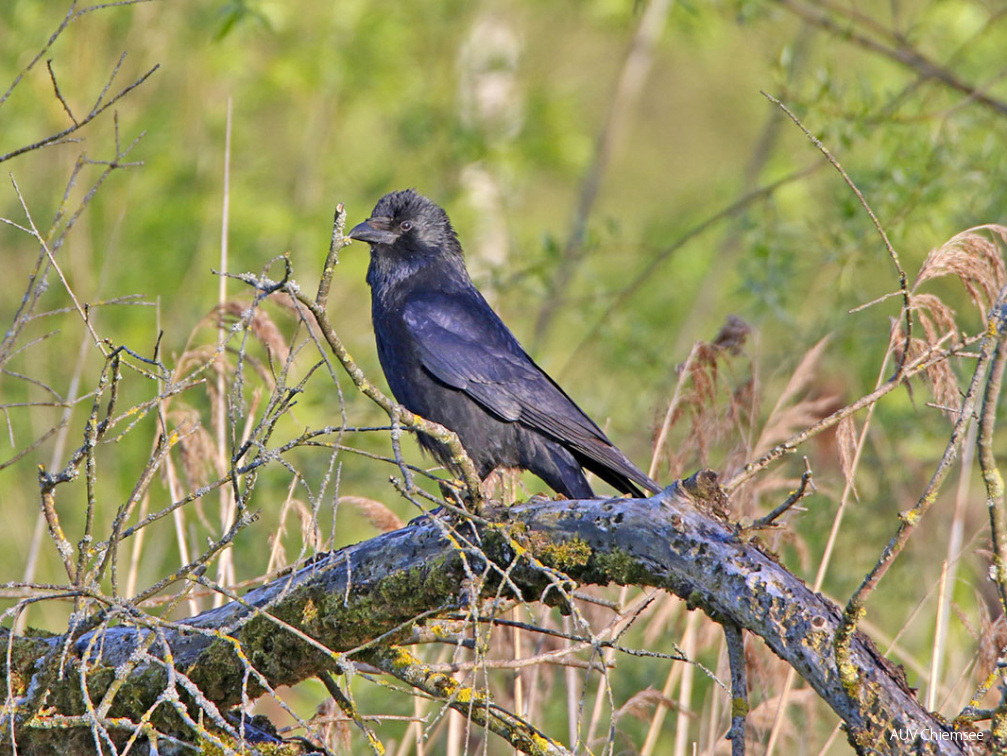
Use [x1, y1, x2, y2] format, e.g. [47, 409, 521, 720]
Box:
[0, 61, 158, 165]
[316, 203, 346, 310]
[834, 287, 1007, 696]
[751, 458, 815, 529]
[724, 623, 747, 756]
[974, 299, 1007, 744]
[762, 92, 913, 372]
[559, 162, 823, 377]
[726, 332, 971, 492]
[45, 59, 77, 125]
[774, 0, 1007, 117]
[37, 469, 77, 582]
[318, 671, 384, 755]
[363, 646, 573, 756]
[977, 304, 1007, 612]
[0, 421, 67, 473]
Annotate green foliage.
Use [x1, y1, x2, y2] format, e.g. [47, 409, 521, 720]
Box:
[2, 0, 1007, 753]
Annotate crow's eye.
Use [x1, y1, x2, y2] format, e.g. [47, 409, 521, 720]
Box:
[400, 220, 413, 232]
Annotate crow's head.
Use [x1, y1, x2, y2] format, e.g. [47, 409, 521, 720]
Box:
[349, 189, 462, 262]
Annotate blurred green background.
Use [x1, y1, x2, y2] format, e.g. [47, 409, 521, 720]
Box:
[2, 0, 1006, 752]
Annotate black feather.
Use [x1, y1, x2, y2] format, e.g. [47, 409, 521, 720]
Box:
[350, 189, 661, 499]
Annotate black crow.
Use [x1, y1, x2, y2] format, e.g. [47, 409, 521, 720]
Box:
[349, 189, 661, 499]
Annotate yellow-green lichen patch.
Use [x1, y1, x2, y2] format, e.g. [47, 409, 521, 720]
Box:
[391, 647, 418, 669]
[898, 507, 921, 526]
[528, 732, 556, 755]
[429, 622, 453, 640]
[802, 627, 832, 657]
[301, 598, 318, 626]
[199, 732, 302, 756]
[537, 537, 592, 570]
[837, 656, 862, 698]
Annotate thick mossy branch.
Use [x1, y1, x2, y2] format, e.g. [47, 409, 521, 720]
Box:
[3, 483, 973, 755]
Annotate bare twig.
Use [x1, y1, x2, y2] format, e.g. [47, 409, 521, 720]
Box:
[45, 59, 77, 125]
[37, 470, 77, 582]
[0, 0, 156, 111]
[561, 162, 823, 377]
[0, 48, 159, 164]
[977, 304, 1007, 617]
[726, 332, 970, 492]
[751, 458, 815, 529]
[724, 623, 747, 756]
[319, 671, 384, 755]
[774, 0, 1007, 117]
[762, 92, 913, 371]
[363, 646, 574, 756]
[316, 203, 346, 310]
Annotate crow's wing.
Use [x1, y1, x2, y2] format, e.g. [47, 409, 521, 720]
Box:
[403, 292, 654, 488]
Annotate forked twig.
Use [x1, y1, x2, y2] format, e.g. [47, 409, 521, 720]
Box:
[751, 457, 815, 529]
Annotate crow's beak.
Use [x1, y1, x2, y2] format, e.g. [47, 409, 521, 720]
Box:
[348, 218, 398, 246]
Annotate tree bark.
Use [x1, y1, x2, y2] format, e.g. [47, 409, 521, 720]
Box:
[2, 478, 982, 755]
